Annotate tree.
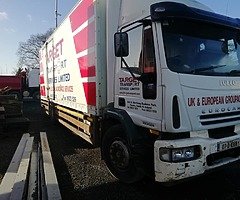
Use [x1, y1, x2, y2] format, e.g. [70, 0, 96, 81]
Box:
[16, 28, 53, 69]
[13, 67, 24, 76]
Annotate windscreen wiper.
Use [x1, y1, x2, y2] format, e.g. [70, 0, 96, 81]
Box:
[191, 64, 226, 73]
[229, 70, 240, 76]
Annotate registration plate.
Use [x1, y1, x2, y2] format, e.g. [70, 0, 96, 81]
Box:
[217, 139, 240, 152]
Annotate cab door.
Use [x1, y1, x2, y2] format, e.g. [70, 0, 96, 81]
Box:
[115, 22, 162, 130]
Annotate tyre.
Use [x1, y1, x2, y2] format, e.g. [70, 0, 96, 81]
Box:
[102, 124, 144, 183]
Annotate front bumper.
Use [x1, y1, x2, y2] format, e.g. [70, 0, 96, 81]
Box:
[154, 132, 240, 183]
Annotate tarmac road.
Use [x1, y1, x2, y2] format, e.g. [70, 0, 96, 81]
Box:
[1, 100, 240, 200]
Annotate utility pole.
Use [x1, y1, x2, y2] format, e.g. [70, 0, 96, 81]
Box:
[55, 0, 61, 28]
[53, 0, 61, 99]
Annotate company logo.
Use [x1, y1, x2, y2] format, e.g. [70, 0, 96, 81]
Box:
[219, 80, 238, 87]
[202, 106, 240, 115]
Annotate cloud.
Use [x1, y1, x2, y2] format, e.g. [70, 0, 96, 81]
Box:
[27, 14, 32, 22]
[0, 12, 8, 21]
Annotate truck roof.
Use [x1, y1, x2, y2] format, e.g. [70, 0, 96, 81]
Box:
[119, 0, 212, 27]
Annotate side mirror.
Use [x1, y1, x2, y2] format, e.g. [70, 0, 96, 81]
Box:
[114, 32, 129, 57]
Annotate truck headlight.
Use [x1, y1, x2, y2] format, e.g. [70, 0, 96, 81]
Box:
[159, 146, 201, 162]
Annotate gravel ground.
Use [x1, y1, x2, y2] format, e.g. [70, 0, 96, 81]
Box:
[1, 100, 240, 200]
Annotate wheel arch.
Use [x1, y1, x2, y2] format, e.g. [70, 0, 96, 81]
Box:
[102, 107, 141, 147]
[101, 107, 156, 181]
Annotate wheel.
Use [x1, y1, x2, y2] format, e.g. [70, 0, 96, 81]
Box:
[102, 124, 144, 183]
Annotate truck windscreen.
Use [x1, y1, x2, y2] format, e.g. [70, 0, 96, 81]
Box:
[162, 19, 240, 76]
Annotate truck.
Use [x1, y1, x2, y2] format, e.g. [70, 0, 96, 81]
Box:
[0, 75, 22, 98]
[40, 0, 240, 183]
[22, 68, 40, 100]
[0, 68, 40, 100]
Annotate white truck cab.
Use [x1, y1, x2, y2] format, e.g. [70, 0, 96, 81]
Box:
[112, 0, 240, 182]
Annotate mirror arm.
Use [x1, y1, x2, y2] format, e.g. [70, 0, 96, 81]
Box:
[121, 58, 141, 81]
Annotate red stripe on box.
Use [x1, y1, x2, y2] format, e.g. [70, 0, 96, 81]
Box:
[73, 22, 95, 53]
[39, 75, 45, 84]
[83, 82, 96, 106]
[40, 86, 46, 96]
[78, 53, 95, 77]
[69, 0, 94, 32]
[70, 0, 96, 107]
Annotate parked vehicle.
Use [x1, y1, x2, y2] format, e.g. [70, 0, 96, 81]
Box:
[0, 75, 22, 99]
[22, 68, 40, 100]
[40, 0, 240, 183]
[0, 68, 40, 100]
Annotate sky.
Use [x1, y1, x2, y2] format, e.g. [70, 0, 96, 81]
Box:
[0, 0, 239, 74]
[0, 0, 78, 74]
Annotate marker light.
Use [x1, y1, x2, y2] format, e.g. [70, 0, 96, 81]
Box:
[154, 7, 166, 13]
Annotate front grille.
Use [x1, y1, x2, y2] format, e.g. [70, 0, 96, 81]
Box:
[200, 111, 240, 125]
[206, 147, 240, 166]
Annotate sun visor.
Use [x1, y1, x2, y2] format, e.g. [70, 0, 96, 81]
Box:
[150, 2, 240, 30]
